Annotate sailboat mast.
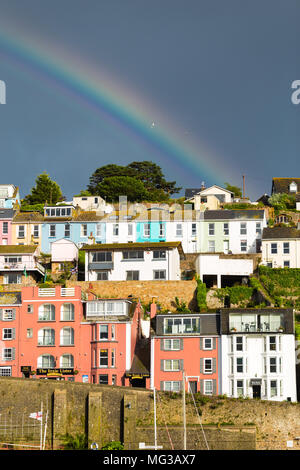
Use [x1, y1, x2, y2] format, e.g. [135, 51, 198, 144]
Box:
[183, 371, 186, 450]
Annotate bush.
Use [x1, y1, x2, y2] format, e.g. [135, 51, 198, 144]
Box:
[195, 276, 207, 311]
[101, 441, 124, 450]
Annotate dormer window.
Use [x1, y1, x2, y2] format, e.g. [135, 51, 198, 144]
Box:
[289, 181, 297, 193]
[44, 206, 73, 217]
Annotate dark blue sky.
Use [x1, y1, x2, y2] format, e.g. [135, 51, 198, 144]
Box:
[0, 0, 299, 200]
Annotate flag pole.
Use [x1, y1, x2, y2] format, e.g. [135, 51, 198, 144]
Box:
[40, 402, 43, 450]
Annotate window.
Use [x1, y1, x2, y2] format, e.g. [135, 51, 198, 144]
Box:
[240, 223, 247, 235]
[256, 223, 261, 235]
[270, 380, 277, 397]
[164, 317, 200, 335]
[204, 359, 213, 373]
[143, 223, 150, 238]
[163, 359, 181, 371]
[38, 304, 55, 321]
[283, 242, 290, 254]
[97, 271, 108, 281]
[159, 223, 166, 238]
[176, 224, 183, 237]
[203, 338, 212, 350]
[17, 225, 25, 238]
[163, 381, 181, 392]
[4, 257, 22, 264]
[223, 223, 229, 235]
[99, 374, 108, 384]
[123, 251, 144, 260]
[126, 270, 139, 280]
[163, 339, 181, 350]
[96, 224, 102, 237]
[38, 328, 55, 346]
[111, 349, 115, 367]
[204, 380, 213, 395]
[99, 349, 108, 367]
[236, 358, 243, 373]
[153, 270, 166, 280]
[60, 327, 74, 346]
[2, 309, 14, 321]
[111, 325, 115, 340]
[153, 250, 166, 259]
[33, 225, 39, 238]
[192, 223, 197, 236]
[113, 224, 119, 236]
[2, 328, 13, 340]
[49, 225, 56, 238]
[0, 367, 11, 376]
[37, 354, 55, 368]
[27, 328, 33, 338]
[2, 222, 8, 234]
[27, 305, 33, 313]
[208, 223, 215, 236]
[271, 243, 277, 254]
[64, 224, 70, 238]
[269, 336, 276, 351]
[208, 240, 215, 252]
[236, 337, 243, 351]
[2, 348, 14, 361]
[237, 380, 244, 397]
[81, 224, 87, 237]
[3, 273, 21, 284]
[92, 252, 112, 262]
[60, 354, 74, 368]
[283, 260, 290, 268]
[128, 224, 133, 236]
[99, 325, 109, 340]
[112, 375, 117, 386]
[61, 303, 74, 321]
[240, 240, 247, 252]
[270, 357, 277, 373]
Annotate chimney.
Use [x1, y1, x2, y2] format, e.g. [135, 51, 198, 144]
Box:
[87, 232, 95, 245]
[201, 181, 206, 191]
[150, 302, 157, 319]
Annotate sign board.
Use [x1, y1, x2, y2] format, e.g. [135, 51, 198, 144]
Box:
[250, 379, 262, 386]
[36, 368, 74, 376]
[82, 375, 89, 383]
[21, 366, 31, 373]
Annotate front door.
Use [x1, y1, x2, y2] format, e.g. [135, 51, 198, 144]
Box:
[252, 385, 261, 399]
[188, 381, 197, 394]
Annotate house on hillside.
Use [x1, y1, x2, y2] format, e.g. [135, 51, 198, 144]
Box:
[261, 226, 300, 268]
[50, 238, 78, 275]
[0, 209, 15, 245]
[185, 184, 234, 210]
[271, 178, 300, 195]
[0, 245, 45, 285]
[11, 211, 44, 248]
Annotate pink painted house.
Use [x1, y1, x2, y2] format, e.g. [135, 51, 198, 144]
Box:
[150, 305, 220, 394]
[0, 291, 22, 377]
[0, 209, 15, 245]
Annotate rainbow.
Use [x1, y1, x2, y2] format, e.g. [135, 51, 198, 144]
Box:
[0, 26, 231, 187]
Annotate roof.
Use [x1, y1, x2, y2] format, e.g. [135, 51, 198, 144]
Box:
[203, 209, 265, 220]
[12, 211, 44, 222]
[0, 209, 15, 219]
[0, 245, 38, 254]
[125, 340, 150, 376]
[185, 188, 203, 199]
[0, 292, 21, 305]
[81, 241, 184, 253]
[272, 178, 300, 194]
[262, 226, 300, 240]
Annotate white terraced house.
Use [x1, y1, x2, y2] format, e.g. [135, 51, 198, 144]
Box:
[261, 226, 300, 268]
[220, 308, 297, 402]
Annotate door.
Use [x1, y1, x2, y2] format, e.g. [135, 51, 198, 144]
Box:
[188, 381, 197, 394]
[252, 385, 261, 399]
[223, 240, 229, 254]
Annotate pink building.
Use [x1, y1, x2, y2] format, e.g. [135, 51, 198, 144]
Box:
[0, 209, 15, 245]
[0, 285, 146, 386]
[150, 305, 220, 394]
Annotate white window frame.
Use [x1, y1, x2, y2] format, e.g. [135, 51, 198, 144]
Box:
[163, 338, 181, 351]
[17, 225, 25, 238]
[163, 359, 181, 371]
[208, 223, 215, 236]
[203, 338, 213, 350]
[81, 224, 87, 237]
[143, 223, 150, 238]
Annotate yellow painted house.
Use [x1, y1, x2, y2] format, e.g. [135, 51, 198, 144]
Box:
[11, 212, 44, 249]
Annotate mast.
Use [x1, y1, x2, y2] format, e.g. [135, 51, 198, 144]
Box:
[183, 371, 186, 450]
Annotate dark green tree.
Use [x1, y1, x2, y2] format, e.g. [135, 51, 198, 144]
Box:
[95, 176, 150, 202]
[224, 182, 242, 198]
[23, 172, 63, 205]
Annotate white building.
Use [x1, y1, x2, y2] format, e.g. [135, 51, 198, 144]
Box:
[185, 185, 234, 210]
[261, 227, 300, 268]
[220, 308, 297, 402]
[196, 253, 255, 288]
[82, 241, 184, 281]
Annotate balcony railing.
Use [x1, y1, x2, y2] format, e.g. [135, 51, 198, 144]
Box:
[61, 288, 75, 297]
[38, 288, 56, 297]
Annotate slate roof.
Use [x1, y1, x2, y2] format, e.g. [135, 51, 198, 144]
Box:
[185, 188, 202, 199]
[203, 209, 265, 220]
[271, 178, 300, 194]
[262, 227, 300, 240]
[12, 211, 44, 222]
[0, 209, 15, 219]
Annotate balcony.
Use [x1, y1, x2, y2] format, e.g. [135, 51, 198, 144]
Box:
[0, 262, 45, 275]
[88, 262, 113, 270]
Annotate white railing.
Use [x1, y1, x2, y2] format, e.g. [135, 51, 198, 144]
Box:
[61, 287, 75, 297]
[38, 288, 56, 297]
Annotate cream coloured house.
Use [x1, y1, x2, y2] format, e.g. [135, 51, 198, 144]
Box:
[185, 185, 234, 210]
[261, 227, 300, 268]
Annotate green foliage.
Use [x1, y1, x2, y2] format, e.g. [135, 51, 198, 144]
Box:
[92, 176, 150, 202]
[23, 172, 63, 205]
[214, 285, 253, 307]
[268, 193, 296, 212]
[19, 203, 44, 214]
[174, 297, 191, 313]
[195, 276, 207, 311]
[87, 161, 181, 199]
[258, 266, 300, 308]
[60, 432, 88, 450]
[224, 182, 242, 198]
[101, 441, 124, 450]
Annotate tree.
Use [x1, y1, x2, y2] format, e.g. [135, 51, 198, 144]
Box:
[87, 161, 181, 198]
[224, 182, 242, 198]
[23, 172, 63, 205]
[268, 193, 296, 211]
[94, 176, 150, 202]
